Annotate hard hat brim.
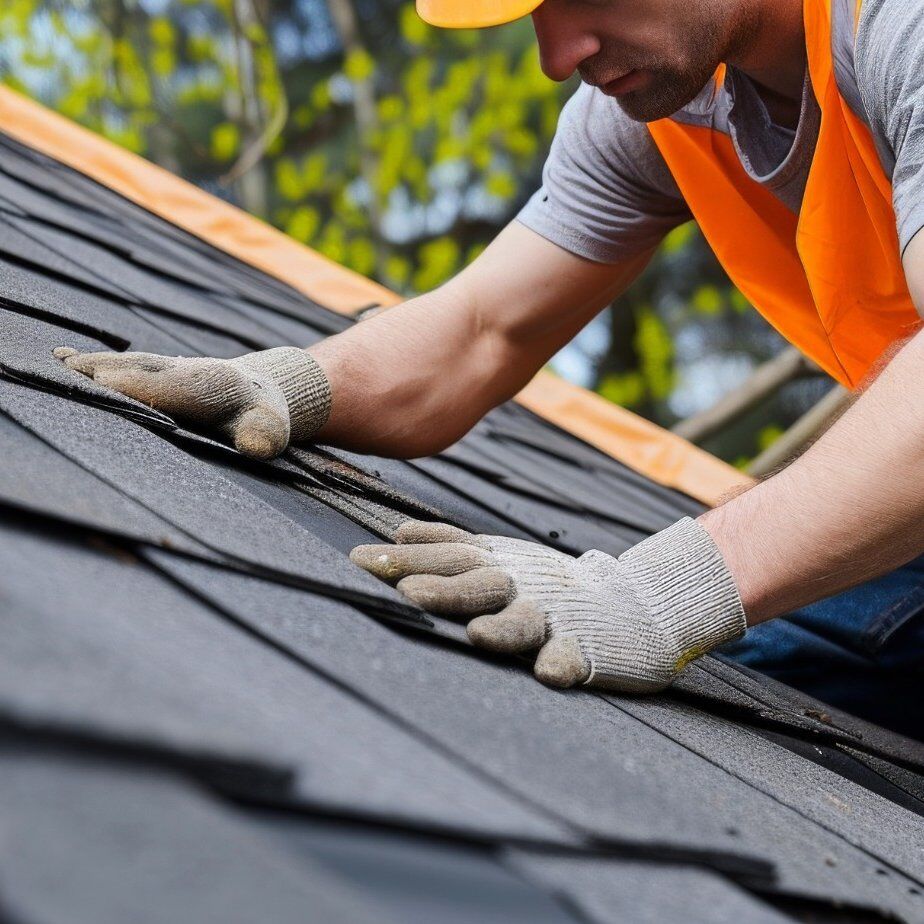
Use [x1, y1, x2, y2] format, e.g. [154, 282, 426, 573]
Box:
[416, 0, 543, 29]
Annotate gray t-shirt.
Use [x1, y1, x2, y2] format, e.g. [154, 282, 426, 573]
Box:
[518, 0, 924, 263]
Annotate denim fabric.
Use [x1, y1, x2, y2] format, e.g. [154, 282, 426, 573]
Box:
[720, 554, 924, 741]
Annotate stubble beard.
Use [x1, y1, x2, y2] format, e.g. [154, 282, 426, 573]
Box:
[582, 19, 725, 123]
[615, 61, 722, 122]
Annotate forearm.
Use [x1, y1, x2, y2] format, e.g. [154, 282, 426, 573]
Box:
[307, 284, 520, 457]
[307, 227, 650, 458]
[701, 326, 924, 623]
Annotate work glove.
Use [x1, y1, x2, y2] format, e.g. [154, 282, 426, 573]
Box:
[53, 346, 331, 460]
[351, 517, 746, 692]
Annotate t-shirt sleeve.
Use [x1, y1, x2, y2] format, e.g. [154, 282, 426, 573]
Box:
[516, 82, 692, 264]
[856, 0, 924, 255]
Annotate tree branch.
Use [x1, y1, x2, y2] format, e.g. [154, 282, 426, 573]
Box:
[672, 346, 821, 445]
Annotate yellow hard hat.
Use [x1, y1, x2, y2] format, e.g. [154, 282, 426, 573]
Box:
[416, 0, 542, 29]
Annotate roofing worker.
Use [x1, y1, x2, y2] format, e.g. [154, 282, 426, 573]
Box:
[59, 0, 924, 736]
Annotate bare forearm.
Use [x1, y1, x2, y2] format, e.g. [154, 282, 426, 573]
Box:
[307, 286, 516, 457]
[701, 327, 924, 623]
[307, 225, 650, 458]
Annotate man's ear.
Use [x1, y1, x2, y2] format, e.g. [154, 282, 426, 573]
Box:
[903, 229, 924, 313]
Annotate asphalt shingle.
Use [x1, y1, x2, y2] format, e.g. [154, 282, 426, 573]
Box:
[504, 851, 792, 924]
[150, 552, 924, 918]
[0, 749, 393, 924]
[0, 378, 423, 621]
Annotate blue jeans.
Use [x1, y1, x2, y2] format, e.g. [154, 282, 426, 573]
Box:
[720, 554, 924, 742]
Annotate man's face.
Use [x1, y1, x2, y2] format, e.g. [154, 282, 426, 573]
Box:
[531, 0, 735, 121]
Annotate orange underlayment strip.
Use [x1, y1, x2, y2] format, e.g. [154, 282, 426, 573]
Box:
[0, 85, 752, 506]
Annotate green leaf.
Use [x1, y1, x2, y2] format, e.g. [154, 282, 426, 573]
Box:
[276, 159, 303, 201]
[465, 243, 486, 265]
[385, 254, 412, 287]
[757, 424, 785, 452]
[286, 206, 320, 243]
[311, 82, 331, 109]
[149, 17, 175, 46]
[344, 49, 375, 82]
[485, 171, 516, 199]
[598, 372, 645, 408]
[302, 154, 327, 193]
[413, 237, 460, 292]
[151, 47, 175, 79]
[377, 95, 404, 122]
[662, 222, 695, 254]
[635, 307, 675, 400]
[348, 236, 377, 276]
[400, 3, 431, 46]
[210, 122, 240, 161]
[692, 285, 723, 316]
[730, 288, 750, 314]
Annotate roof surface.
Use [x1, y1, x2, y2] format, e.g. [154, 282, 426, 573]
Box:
[1, 126, 923, 923]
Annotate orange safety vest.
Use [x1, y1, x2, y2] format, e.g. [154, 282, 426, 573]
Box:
[648, 0, 918, 389]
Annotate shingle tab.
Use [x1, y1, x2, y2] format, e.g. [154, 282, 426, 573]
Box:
[0, 307, 173, 426]
[605, 695, 924, 907]
[8, 217, 287, 348]
[679, 656, 924, 769]
[0, 750, 393, 924]
[258, 816, 581, 924]
[504, 851, 792, 924]
[0, 378, 423, 621]
[0, 254, 251, 358]
[0, 413, 212, 557]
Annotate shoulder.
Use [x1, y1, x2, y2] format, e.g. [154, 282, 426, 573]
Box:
[552, 82, 681, 198]
[854, 0, 924, 114]
[555, 83, 654, 163]
[517, 82, 689, 264]
[854, 0, 924, 252]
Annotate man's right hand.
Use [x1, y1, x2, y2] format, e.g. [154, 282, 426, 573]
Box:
[54, 345, 331, 460]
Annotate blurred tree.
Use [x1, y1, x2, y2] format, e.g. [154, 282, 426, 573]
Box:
[0, 0, 565, 284]
[0, 0, 819, 462]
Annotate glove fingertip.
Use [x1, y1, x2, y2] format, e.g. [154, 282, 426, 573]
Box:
[467, 600, 546, 653]
[394, 519, 483, 546]
[349, 544, 397, 580]
[55, 347, 98, 376]
[231, 405, 289, 460]
[534, 637, 590, 689]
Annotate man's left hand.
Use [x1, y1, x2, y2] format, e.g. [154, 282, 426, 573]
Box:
[351, 517, 747, 692]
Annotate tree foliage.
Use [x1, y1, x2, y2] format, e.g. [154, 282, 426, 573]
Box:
[0, 0, 565, 292]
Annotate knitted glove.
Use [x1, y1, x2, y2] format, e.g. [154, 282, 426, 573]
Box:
[54, 346, 330, 460]
[351, 517, 746, 692]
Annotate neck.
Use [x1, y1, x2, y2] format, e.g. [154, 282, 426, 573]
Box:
[726, 0, 807, 125]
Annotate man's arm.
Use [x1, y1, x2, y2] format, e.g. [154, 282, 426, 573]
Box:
[351, 233, 924, 693]
[311, 221, 650, 457]
[59, 221, 649, 459]
[700, 230, 924, 622]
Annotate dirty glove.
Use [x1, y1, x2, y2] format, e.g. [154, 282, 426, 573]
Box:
[351, 517, 746, 692]
[54, 346, 331, 460]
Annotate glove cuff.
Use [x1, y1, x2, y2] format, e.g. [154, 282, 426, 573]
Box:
[236, 347, 332, 443]
[617, 517, 746, 670]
